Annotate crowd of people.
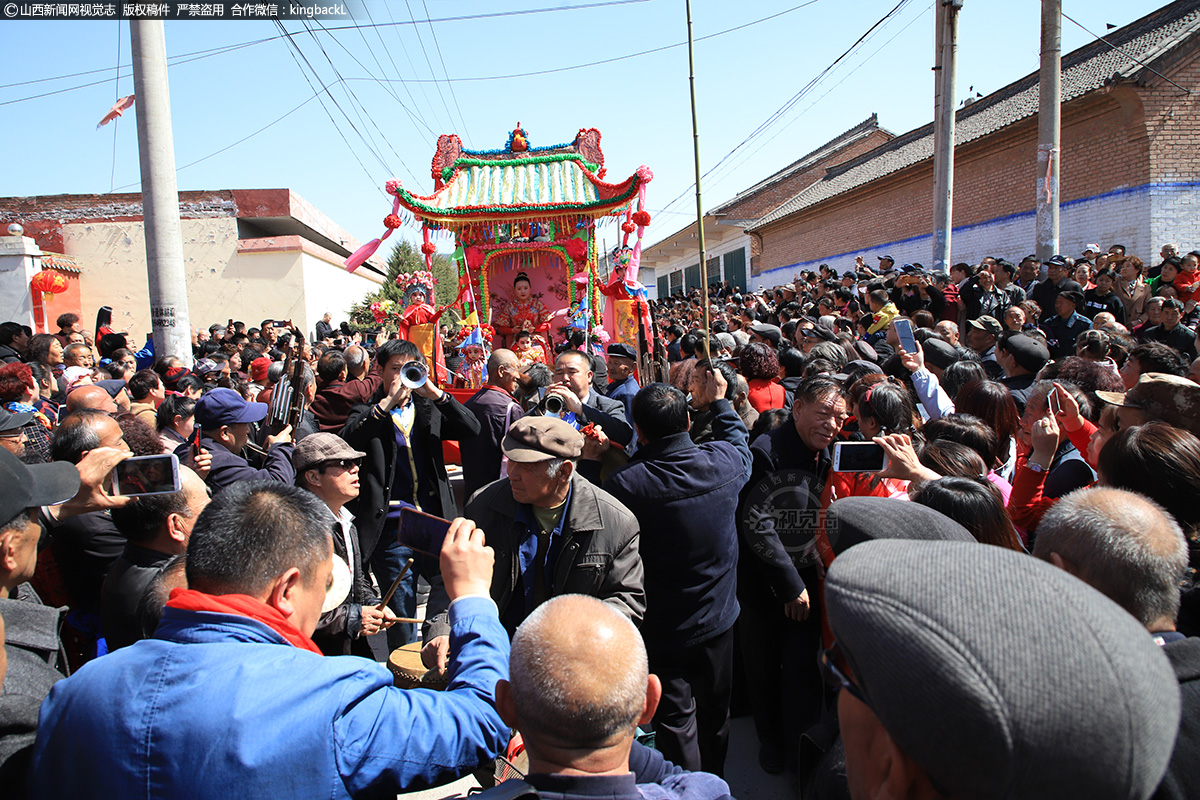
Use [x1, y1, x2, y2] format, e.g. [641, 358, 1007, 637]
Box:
[0, 239, 1197, 800]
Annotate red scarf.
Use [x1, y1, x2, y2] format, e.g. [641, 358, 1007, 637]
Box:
[166, 588, 323, 654]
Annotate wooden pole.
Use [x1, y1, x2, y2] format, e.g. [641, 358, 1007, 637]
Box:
[685, 0, 711, 361]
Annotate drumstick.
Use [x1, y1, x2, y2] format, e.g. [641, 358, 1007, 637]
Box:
[377, 558, 414, 612]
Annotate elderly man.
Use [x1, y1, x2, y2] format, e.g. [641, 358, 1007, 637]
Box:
[422, 416, 643, 673]
[48, 410, 132, 621]
[1031, 254, 1084, 323]
[31, 481, 510, 798]
[826, 538, 1180, 800]
[538, 349, 633, 483]
[0, 407, 31, 461]
[462, 348, 524, 501]
[0, 447, 81, 785]
[102, 466, 208, 650]
[1143, 298, 1198, 362]
[293, 432, 396, 657]
[177, 387, 294, 491]
[494, 595, 732, 800]
[604, 372, 750, 776]
[603, 343, 641, 425]
[1041, 290, 1092, 360]
[1033, 488, 1197, 799]
[964, 315, 1003, 377]
[736, 375, 848, 773]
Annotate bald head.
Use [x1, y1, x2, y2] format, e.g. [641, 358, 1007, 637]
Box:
[488, 348, 518, 374]
[509, 595, 648, 750]
[1033, 488, 1187, 630]
[65, 384, 117, 414]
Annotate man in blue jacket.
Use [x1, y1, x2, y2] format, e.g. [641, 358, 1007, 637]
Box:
[176, 387, 295, 491]
[30, 480, 510, 799]
[604, 369, 751, 776]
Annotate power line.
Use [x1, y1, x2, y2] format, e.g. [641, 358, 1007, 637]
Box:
[348, 0, 822, 84]
[111, 86, 330, 192]
[360, 0, 430, 135]
[1, 0, 650, 100]
[657, 0, 915, 219]
[299, 18, 420, 182]
[1061, 9, 1190, 95]
[420, 0, 473, 144]
[384, 0, 448, 136]
[273, 19, 388, 188]
[403, 0, 459, 135]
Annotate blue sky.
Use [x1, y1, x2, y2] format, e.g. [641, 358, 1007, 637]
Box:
[0, 0, 1165, 253]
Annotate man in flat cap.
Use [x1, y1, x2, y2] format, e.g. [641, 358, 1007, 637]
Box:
[1031, 254, 1084, 324]
[421, 416, 643, 674]
[294, 432, 396, 657]
[964, 315, 1004, 377]
[826, 538, 1180, 800]
[1040, 289, 1092, 360]
[996, 332, 1050, 411]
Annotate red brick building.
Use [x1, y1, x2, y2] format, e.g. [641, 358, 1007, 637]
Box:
[749, 0, 1200, 281]
[643, 116, 894, 297]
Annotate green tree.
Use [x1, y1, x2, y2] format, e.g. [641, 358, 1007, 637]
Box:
[348, 239, 460, 331]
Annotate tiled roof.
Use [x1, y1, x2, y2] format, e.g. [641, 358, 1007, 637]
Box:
[750, 0, 1200, 230]
[711, 115, 888, 217]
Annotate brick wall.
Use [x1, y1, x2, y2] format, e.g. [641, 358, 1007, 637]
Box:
[752, 54, 1200, 275]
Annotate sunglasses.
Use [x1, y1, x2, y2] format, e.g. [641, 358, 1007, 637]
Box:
[319, 458, 361, 471]
[819, 642, 868, 704]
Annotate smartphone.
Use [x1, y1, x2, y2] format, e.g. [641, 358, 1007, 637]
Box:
[110, 453, 182, 496]
[188, 425, 202, 459]
[893, 318, 917, 354]
[832, 441, 889, 473]
[395, 506, 452, 555]
[273, 321, 289, 328]
[1049, 390, 1062, 416]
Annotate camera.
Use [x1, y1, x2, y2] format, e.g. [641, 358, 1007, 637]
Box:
[401, 361, 428, 389]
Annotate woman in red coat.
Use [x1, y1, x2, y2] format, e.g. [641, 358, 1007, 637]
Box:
[740, 342, 785, 413]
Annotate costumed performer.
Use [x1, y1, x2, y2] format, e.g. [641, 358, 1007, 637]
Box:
[396, 272, 450, 384]
[492, 272, 553, 349]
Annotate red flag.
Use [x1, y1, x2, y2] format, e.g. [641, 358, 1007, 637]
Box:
[97, 95, 135, 129]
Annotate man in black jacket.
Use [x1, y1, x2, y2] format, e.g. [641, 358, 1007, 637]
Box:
[341, 338, 480, 648]
[534, 350, 633, 484]
[604, 373, 751, 776]
[736, 376, 848, 774]
[1031, 255, 1083, 323]
[462, 349, 523, 501]
[102, 466, 207, 650]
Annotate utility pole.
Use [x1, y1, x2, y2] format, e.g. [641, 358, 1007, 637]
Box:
[1036, 0, 1062, 263]
[130, 20, 193, 367]
[931, 0, 961, 273]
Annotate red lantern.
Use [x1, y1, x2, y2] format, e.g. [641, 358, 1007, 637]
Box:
[30, 269, 68, 301]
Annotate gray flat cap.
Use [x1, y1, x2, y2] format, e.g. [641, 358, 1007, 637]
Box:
[826, 540, 1180, 800]
[826, 496, 975, 555]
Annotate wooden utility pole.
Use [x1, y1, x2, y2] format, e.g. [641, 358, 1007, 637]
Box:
[1036, 0, 1062, 263]
[931, 0, 962, 273]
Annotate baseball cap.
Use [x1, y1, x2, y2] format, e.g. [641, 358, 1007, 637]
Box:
[1046, 254, 1069, 268]
[292, 432, 366, 473]
[250, 356, 272, 383]
[0, 447, 80, 527]
[0, 406, 33, 434]
[606, 343, 638, 361]
[502, 416, 584, 463]
[194, 388, 268, 429]
[826, 539, 1180, 800]
[1095, 373, 1200, 438]
[966, 315, 1002, 337]
[999, 333, 1050, 374]
[193, 358, 222, 377]
[877, 254, 894, 263]
[1082, 243, 1102, 255]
